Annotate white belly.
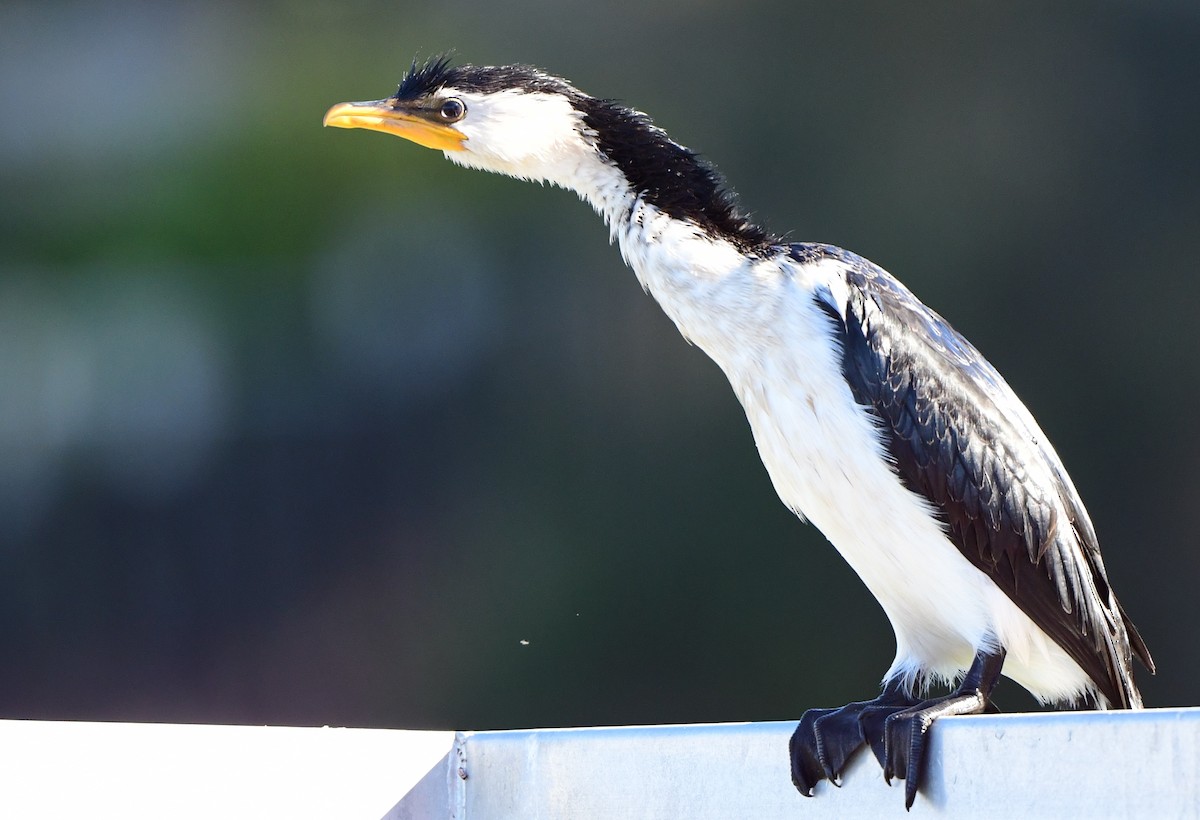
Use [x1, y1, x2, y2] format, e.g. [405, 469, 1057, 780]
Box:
[726, 308, 1096, 703]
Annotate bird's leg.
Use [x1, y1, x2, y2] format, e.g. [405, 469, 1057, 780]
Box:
[790, 677, 920, 796]
[882, 648, 1007, 810]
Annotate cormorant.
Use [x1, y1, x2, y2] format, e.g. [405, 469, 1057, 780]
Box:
[324, 58, 1153, 808]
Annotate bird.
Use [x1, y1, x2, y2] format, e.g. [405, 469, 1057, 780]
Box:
[324, 57, 1154, 808]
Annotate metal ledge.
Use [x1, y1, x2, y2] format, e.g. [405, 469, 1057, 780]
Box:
[388, 708, 1200, 819]
[0, 709, 1195, 818]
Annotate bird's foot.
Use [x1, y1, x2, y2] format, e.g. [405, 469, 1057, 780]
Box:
[791, 649, 1007, 809]
[879, 649, 1007, 810]
[789, 681, 919, 796]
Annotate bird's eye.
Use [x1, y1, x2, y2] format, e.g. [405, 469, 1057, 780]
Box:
[438, 98, 466, 122]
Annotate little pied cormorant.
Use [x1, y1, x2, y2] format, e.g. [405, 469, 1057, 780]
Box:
[324, 57, 1154, 808]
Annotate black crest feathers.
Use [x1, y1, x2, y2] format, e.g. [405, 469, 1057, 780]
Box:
[394, 55, 456, 101]
[394, 55, 574, 101]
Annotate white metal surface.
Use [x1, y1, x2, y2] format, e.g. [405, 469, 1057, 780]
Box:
[386, 708, 1200, 819]
[0, 720, 452, 819]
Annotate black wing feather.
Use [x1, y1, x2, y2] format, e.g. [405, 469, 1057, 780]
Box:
[796, 243, 1153, 707]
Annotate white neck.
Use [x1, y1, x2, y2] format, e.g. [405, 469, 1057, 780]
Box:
[551, 152, 780, 375]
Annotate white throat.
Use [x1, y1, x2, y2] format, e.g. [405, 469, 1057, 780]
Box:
[442, 87, 767, 371]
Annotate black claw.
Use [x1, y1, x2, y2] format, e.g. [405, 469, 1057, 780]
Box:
[881, 707, 914, 784]
[880, 705, 942, 809]
[790, 703, 867, 794]
[859, 698, 911, 771]
[905, 716, 926, 810]
[790, 707, 835, 795]
[814, 707, 866, 781]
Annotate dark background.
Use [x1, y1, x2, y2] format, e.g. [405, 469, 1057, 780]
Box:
[0, 1, 1195, 730]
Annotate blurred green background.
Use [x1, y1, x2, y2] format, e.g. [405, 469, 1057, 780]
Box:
[0, 0, 1195, 730]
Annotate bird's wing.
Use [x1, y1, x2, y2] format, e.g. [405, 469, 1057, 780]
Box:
[798, 243, 1153, 707]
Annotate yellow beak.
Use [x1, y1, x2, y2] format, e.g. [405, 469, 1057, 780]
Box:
[323, 100, 467, 152]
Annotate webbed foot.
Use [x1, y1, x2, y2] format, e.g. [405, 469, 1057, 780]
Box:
[791, 648, 1007, 809]
[789, 679, 919, 795]
[881, 649, 1007, 809]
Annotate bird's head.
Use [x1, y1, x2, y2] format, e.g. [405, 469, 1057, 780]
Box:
[325, 57, 772, 250]
[323, 57, 595, 185]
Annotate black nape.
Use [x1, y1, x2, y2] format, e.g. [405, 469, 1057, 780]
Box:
[577, 97, 774, 253]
